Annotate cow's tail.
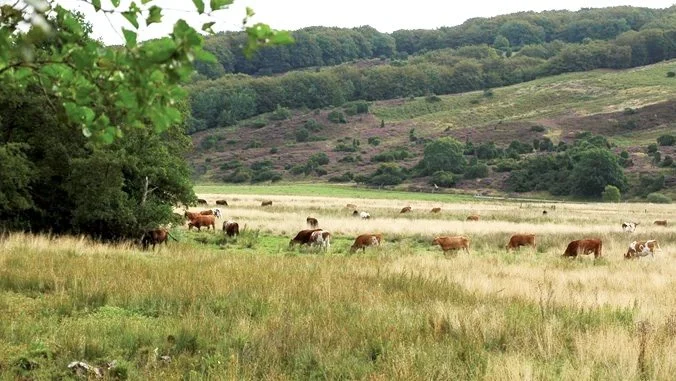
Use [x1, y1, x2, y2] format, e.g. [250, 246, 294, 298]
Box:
[167, 231, 179, 242]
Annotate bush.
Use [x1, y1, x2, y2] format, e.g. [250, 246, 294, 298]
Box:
[268, 105, 291, 121]
[667, 71, 676, 78]
[269, 147, 278, 154]
[343, 101, 369, 115]
[251, 169, 282, 183]
[224, 168, 252, 183]
[430, 171, 457, 187]
[295, 127, 310, 142]
[495, 159, 519, 172]
[647, 143, 658, 153]
[304, 119, 323, 132]
[200, 136, 218, 150]
[425, 95, 442, 103]
[646, 193, 671, 204]
[328, 110, 347, 123]
[309, 152, 329, 166]
[371, 148, 411, 163]
[328, 172, 354, 183]
[530, 125, 546, 132]
[661, 155, 673, 167]
[483, 89, 494, 97]
[315, 168, 327, 176]
[464, 163, 489, 179]
[245, 140, 262, 149]
[367, 136, 381, 146]
[334, 143, 356, 152]
[657, 134, 675, 146]
[338, 155, 356, 163]
[601, 185, 621, 202]
[246, 119, 267, 128]
[623, 107, 637, 115]
[368, 164, 407, 186]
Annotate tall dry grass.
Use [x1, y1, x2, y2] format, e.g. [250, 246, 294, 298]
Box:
[1, 197, 676, 379]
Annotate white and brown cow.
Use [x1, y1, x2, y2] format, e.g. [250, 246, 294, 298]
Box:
[309, 230, 331, 251]
[625, 240, 660, 259]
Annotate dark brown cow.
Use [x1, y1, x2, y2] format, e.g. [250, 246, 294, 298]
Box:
[562, 239, 603, 258]
[350, 233, 383, 253]
[306, 217, 319, 228]
[197, 198, 208, 205]
[654, 220, 667, 226]
[223, 221, 239, 237]
[187, 215, 216, 231]
[400, 206, 412, 213]
[433, 236, 470, 255]
[141, 228, 175, 250]
[352, 210, 359, 217]
[431, 207, 441, 213]
[289, 229, 322, 247]
[466, 215, 480, 221]
[506, 234, 536, 251]
[542, 210, 548, 216]
[261, 200, 273, 207]
[216, 199, 228, 206]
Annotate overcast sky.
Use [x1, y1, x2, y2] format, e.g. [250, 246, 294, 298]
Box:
[51, 0, 676, 45]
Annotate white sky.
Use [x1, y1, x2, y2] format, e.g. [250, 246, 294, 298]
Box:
[48, 0, 676, 45]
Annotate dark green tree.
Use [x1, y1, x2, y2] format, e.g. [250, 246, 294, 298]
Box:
[418, 137, 466, 175]
[570, 148, 627, 197]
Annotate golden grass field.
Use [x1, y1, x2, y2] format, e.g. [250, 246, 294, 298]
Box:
[1, 193, 676, 380]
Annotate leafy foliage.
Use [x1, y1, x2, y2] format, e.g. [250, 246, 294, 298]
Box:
[418, 137, 466, 175]
[601, 185, 621, 202]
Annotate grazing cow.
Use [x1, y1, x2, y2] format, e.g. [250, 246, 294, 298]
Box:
[506, 234, 536, 251]
[350, 233, 383, 253]
[431, 207, 441, 213]
[433, 236, 471, 255]
[141, 228, 175, 250]
[621, 222, 638, 233]
[309, 230, 331, 251]
[222, 221, 239, 237]
[625, 240, 660, 259]
[400, 206, 412, 213]
[346, 204, 357, 209]
[352, 210, 359, 217]
[654, 220, 668, 227]
[562, 239, 603, 258]
[200, 208, 222, 219]
[197, 198, 208, 205]
[215, 199, 228, 206]
[261, 200, 273, 207]
[466, 215, 480, 221]
[542, 210, 548, 216]
[360, 211, 371, 219]
[184, 211, 201, 220]
[306, 217, 319, 228]
[187, 215, 216, 231]
[289, 229, 322, 247]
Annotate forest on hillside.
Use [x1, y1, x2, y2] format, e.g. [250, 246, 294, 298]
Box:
[188, 6, 676, 133]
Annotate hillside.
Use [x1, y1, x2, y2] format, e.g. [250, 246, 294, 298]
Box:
[189, 60, 676, 198]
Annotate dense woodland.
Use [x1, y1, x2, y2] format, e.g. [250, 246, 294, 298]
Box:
[188, 6, 676, 132]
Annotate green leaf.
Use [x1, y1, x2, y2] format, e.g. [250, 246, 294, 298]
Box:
[92, 0, 101, 11]
[122, 28, 137, 48]
[14, 67, 32, 80]
[146, 5, 162, 25]
[142, 38, 176, 63]
[111, 0, 121, 7]
[201, 21, 215, 33]
[245, 6, 255, 17]
[210, 0, 233, 11]
[194, 49, 216, 63]
[192, 0, 205, 14]
[122, 11, 139, 29]
[141, 0, 153, 3]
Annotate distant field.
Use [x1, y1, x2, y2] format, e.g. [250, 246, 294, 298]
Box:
[2, 194, 676, 379]
[195, 183, 475, 202]
[373, 61, 676, 130]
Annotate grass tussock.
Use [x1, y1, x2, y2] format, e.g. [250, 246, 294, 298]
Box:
[2, 196, 676, 379]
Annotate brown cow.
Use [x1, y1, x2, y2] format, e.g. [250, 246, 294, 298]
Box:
[215, 199, 228, 206]
[562, 239, 602, 258]
[433, 236, 470, 255]
[199, 208, 222, 219]
[261, 200, 273, 207]
[187, 215, 216, 231]
[141, 228, 175, 250]
[184, 211, 201, 220]
[466, 215, 480, 221]
[350, 233, 383, 253]
[542, 210, 548, 216]
[654, 220, 668, 226]
[400, 206, 412, 213]
[289, 229, 322, 247]
[431, 207, 441, 213]
[625, 240, 660, 259]
[197, 198, 208, 205]
[222, 221, 239, 237]
[346, 203, 357, 209]
[506, 234, 536, 251]
[306, 217, 319, 228]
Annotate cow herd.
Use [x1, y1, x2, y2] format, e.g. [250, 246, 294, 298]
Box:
[145, 199, 669, 261]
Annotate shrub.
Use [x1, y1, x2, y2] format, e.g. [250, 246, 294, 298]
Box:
[621, 120, 638, 129]
[667, 71, 676, 78]
[483, 89, 494, 97]
[200, 136, 218, 150]
[367, 137, 381, 146]
[328, 110, 347, 123]
[380, 119, 385, 128]
[464, 163, 489, 179]
[224, 168, 252, 183]
[601, 185, 621, 202]
[269, 147, 278, 154]
[289, 164, 306, 175]
[246, 119, 267, 129]
[343, 101, 369, 115]
[328, 172, 354, 183]
[661, 155, 673, 167]
[425, 95, 442, 103]
[268, 105, 291, 121]
[647, 143, 658, 153]
[430, 171, 457, 187]
[249, 160, 273, 171]
[245, 140, 262, 149]
[338, 155, 356, 163]
[530, 125, 546, 132]
[304, 119, 323, 132]
[657, 134, 675, 146]
[220, 160, 241, 171]
[315, 168, 327, 176]
[334, 143, 356, 152]
[371, 148, 411, 163]
[623, 107, 637, 115]
[295, 127, 310, 142]
[251, 170, 282, 183]
[646, 193, 671, 204]
[226, 140, 237, 145]
[368, 163, 407, 186]
[495, 159, 519, 172]
[309, 152, 329, 166]
[476, 142, 501, 160]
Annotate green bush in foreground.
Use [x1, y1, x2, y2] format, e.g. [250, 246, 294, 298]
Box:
[646, 192, 672, 204]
